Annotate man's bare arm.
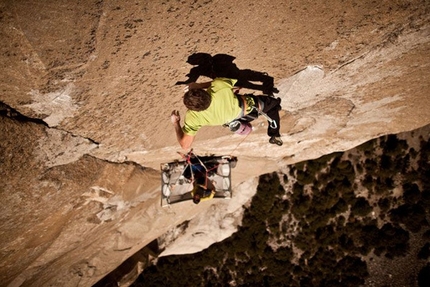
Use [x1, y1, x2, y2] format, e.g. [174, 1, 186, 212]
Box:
[171, 110, 194, 149]
[188, 81, 211, 90]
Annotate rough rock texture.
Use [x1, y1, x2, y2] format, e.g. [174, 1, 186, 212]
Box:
[0, 0, 429, 286]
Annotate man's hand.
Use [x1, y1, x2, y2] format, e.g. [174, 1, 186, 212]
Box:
[171, 110, 180, 124]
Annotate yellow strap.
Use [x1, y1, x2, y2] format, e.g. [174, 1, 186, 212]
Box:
[240, 95, 248, 115]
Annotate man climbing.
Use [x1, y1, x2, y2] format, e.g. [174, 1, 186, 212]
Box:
[171, 77, 283, 149]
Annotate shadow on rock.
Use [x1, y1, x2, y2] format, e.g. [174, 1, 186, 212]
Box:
[176, 52, 279, 95]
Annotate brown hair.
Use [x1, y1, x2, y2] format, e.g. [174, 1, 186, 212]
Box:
[192, 186, 205, 204]
[183, 89, 211, 111]
[192, 193, 201, 204]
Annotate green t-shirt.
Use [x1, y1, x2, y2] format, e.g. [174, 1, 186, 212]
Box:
[183, 78, 242, 136]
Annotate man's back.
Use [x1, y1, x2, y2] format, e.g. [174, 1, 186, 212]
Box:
[183, 78, 242, 135]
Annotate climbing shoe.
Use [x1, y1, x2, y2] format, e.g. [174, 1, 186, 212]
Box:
[269, 136, 283, 146]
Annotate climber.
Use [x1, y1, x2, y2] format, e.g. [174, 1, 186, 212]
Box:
[190, 176, 216, 204]
[171, 77, 283, 149]
[178, 151, 217, 204]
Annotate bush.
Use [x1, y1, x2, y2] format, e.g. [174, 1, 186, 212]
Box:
[403, 182, 421, 204]
[390, 204, 428, 233]
[418, 243, 430, 260]
[418, 263, 430, 287]
[378, 198, 391, 213]
[381, 134, 408, 156]
[351, 197, 372, 217]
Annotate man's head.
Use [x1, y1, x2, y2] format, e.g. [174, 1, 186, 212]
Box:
[192, 193, 201, 204]
[183, 89, 211, 111]
[192, 185, 206, 204]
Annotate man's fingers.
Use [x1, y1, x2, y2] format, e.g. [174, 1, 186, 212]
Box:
[170, 110, 180, 123]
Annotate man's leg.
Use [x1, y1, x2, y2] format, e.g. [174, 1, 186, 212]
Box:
[259, 96, 281, 136]
[255, 96, 283, 145]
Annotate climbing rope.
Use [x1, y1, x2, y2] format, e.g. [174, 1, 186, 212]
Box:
[229, 131, 251, 156]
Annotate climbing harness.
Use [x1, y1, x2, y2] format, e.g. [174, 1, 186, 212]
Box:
[225, 94, 278, 134]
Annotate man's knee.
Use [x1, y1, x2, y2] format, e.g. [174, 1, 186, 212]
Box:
[260, 96, 281, 112]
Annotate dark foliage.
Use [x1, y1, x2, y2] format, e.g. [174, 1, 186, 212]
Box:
[418, 263, 430, 287]
[390, 203, 428, 233]
[351, 197, 372, 217]
[418, 243, 430, 260]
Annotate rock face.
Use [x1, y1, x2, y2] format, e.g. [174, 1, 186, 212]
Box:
[0, 0, 429, 286]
